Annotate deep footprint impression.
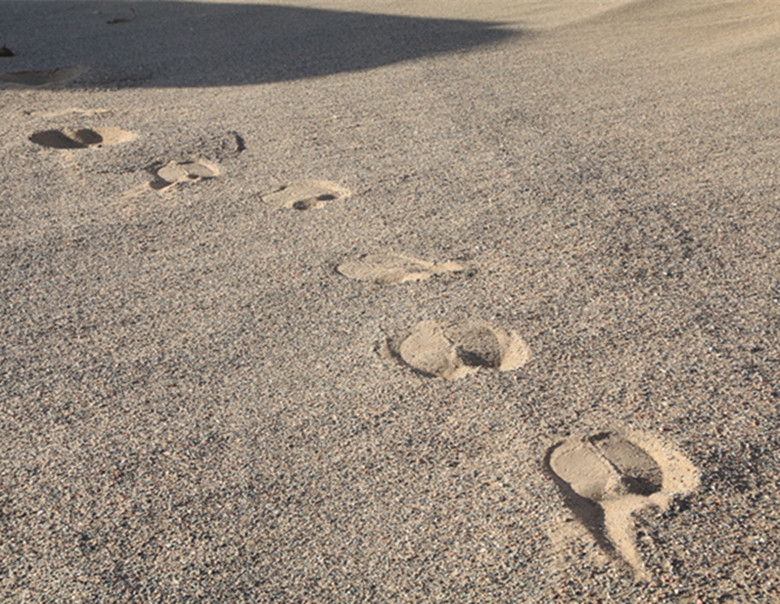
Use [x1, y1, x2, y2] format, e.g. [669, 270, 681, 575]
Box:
[547, 432, 699, 575]
[382, 320, 530, 379]
[337, 253, 465, 285]
[29, 127, 136, 149]
[261, 180, 349, 210]
[150, 159, 219, 190]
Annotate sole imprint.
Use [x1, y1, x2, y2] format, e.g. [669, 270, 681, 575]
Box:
[547, 431, 699, 576]
[150, 159, 219, 190]
[0, 65, 87, 87]
[261, 180, 349, 210]
[337, 253, 465, 285]
[29, 127, 136, 149]
[382, 320, 530, 379]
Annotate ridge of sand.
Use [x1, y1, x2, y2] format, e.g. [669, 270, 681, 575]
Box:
[266, 0, 637, 29]
[25, 107, 109, 118]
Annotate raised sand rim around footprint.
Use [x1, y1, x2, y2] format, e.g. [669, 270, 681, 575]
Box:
[383, 320, 530, 379]
[150, 159, 220, 190]
[337, 253, 465, 285]
[547, 432, 699, 575]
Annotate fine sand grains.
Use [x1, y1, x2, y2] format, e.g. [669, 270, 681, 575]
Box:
[382, 319, 531, 379]
[547, 431, 699, 576]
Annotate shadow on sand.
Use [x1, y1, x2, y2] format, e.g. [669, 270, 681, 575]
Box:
[543, 443, 619, 559]
[0, 1, 517, 88]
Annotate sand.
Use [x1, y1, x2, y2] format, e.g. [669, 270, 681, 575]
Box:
[1, 0, 779, 600]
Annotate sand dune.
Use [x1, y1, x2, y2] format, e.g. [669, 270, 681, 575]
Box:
[1, 0, 779, 600]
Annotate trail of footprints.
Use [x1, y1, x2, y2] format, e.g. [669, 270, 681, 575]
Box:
[24, 111, 699, 577]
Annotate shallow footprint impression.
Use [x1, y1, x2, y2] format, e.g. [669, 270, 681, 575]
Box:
[261, 180, 349, 210]
[0, 65, 87, 87]
[337, 253, 465, 285]
[547, 432, 699, 576]
[29, 127, 136, 149]
[150, 159, 219, 190]
[382, 320, 530, 379]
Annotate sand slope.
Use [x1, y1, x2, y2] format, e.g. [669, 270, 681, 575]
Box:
[1, 0, 779, 600]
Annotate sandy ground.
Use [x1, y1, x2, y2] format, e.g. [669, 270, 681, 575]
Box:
[1, 0, 779, 600]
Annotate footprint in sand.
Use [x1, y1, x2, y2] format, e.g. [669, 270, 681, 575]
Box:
[29, 127, 136, 149]
[382, 320, 530, 379]
[546, 431, 699, 576]
[149, 159, 220, 190]
[0, 65, 87, 87]
[337, 253, 466, 285]
[261, 180, 349, 210]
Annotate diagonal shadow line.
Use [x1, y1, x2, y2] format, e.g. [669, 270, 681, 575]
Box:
[0, 1, 520, 88]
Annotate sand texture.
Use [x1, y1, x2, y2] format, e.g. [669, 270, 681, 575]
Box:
[1, 0, 779, 601]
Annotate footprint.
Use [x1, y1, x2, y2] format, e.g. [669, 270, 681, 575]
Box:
[29, 127, 136, 149]
[546, 432, 699, 576]
[0, 65, 87, 87]
[337, 253, 466, 285]
[149, 159, 219, 190]
[382, 320, 530, 379]
[261, 180, 349, 210]
[107, 7, 137, 24]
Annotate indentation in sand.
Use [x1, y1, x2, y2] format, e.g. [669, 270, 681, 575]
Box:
[150, 159, 219, 190]
[27, 107, 109, 118]
[0, 65, 87, 87]
[547, 431, 699, 576]
[261, 180, 349, 210]
[107, 7, 136, 24]
[382, 320, 530, 379]
[29, 127, 136, 149]
[337, 253, 466, 285]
